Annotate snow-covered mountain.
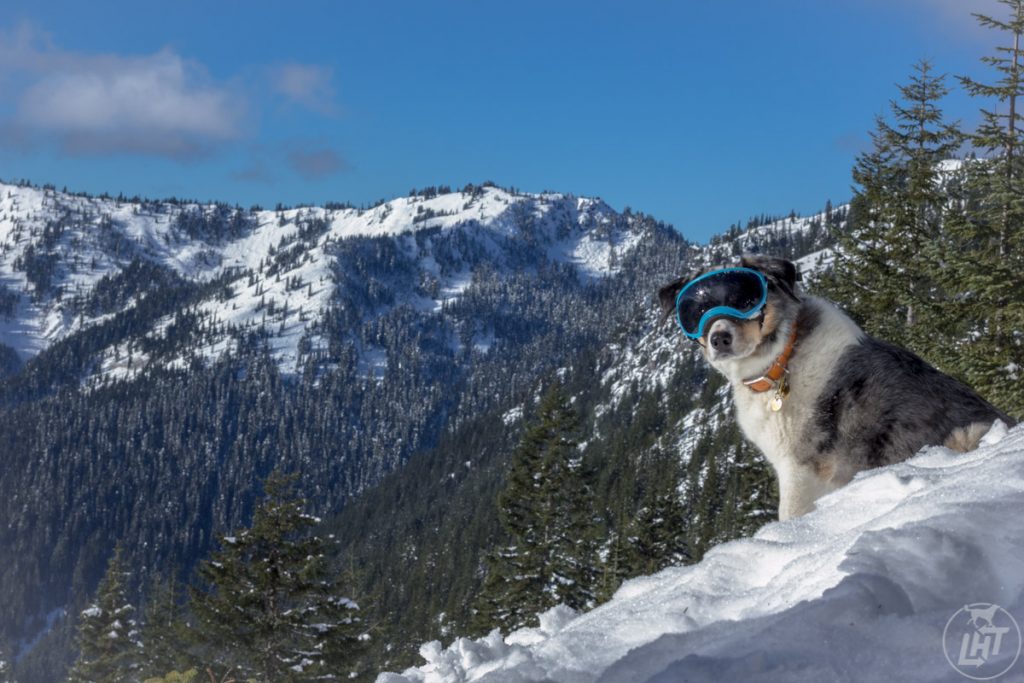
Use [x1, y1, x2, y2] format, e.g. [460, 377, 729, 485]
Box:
[0, 180, 842, 384]
[0, 182, 642, 380]
[321, 203, 844, 675]
[0, 179, 845, 682]
[382, 421, 1024, 683]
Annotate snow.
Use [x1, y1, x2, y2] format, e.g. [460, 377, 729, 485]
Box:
[472, 330, 495, 353]
[380, 421, 1024, 683]
[794, 246, 834, 278]
[0, 183, 648, 379]
[358, 346, 388, 381]
[501, 406, 523, 426]
[552, 226, 635, 280]
[598, 328, 682, 412]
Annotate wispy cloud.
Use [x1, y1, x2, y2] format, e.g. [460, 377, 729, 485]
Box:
[288, 146, 347, 180]
[269, 63, 338, 115]
[0, 21, 347, 172]
[926, 0, 996, 39]
[231, 160, 275, 184]
[861, 0, 995, 45]
[0, 22, 243, 159]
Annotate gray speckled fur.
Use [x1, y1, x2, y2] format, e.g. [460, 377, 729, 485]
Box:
[805, 335, 1013, 471]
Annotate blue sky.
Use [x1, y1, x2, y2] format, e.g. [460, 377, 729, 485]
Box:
[0, 0, 1000, 241]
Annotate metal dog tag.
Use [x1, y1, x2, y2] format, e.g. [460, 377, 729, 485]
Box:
[769, 375, 790, 412]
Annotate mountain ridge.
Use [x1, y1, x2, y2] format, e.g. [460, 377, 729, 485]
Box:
[0, 178, 843, 681]
[0, 181, 639, 379]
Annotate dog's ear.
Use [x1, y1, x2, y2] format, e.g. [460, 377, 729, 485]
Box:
[740, 254, 801, 301]
[657, 275, 689, 322]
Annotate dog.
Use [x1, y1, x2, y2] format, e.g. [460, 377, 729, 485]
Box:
[658, 254, 1013, 521]
[965, 603, 1001, 630]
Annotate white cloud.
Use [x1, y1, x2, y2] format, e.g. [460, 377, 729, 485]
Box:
[0, 21, 64, 74]
[269, 63, 338, 115]
[0, 22, 243, 158]
[0, 22, 343, 167]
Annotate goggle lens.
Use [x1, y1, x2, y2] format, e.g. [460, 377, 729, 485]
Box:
[675, 268, 768, 338]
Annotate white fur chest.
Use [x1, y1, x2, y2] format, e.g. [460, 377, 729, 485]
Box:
[732, 386, 807, 469]
[725, 297, 864, 471]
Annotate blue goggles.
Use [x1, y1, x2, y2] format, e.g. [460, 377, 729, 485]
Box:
[674, 267, 768, 339]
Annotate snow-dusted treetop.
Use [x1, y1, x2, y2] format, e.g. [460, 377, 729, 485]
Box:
[381, 422, 1024, 683]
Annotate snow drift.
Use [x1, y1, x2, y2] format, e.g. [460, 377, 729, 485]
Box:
[380, 422, 1024, 683]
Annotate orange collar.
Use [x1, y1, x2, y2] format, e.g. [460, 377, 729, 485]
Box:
[742, 323, 800, 393]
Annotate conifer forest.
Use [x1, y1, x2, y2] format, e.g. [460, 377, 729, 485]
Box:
[1, 3, 1023, 682]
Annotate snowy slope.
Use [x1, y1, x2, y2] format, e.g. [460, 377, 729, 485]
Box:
[0, 183, 639, 378]
[0, 179, 845, 386]
[381, 421, 1024, 683]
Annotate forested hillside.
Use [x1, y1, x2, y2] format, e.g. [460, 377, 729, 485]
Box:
[0, 176, 838, 681]
[327, 208, 840, 674]
[339, 13, 1024, 675]
[5, 7, 1024, 679]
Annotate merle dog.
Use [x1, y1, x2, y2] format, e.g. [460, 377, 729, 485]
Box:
[659, 255, 1013, 520]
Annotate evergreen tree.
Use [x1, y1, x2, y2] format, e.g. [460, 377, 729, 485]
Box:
[623, 477, 690, 577]
[472, 383, 598, 634]
[67, 546, 142, 683]
[819, 60, 962, 351]
[959, 0, 1024, 258]
[138, 576, 190, 680]
[691, 443, 722, 558]
[546, 432, 601, 612]
[188, 471, 365, 682]
[938, 0, 1024, 417]
[141, 671, 198, 683]
[595, 503, 635, 604]
[718, 440, 778, 538]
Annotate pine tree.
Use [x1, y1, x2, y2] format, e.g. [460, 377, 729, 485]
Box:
[472, 383, 598, 634]
[691, 445, 722, 559]
[188, 471, 366, 682]
[67, 546, 143, 683]
[624, 479, 690, 577]
[938, 0, 1024, 417]
[595, 503, 635, 604]
[138, 576, 190, 680]
[959, 0, 1024, 258]
[545, 423, 601, 612]
[141, 671, 198, 683]
[721, 439, 778, 537]
[819, 60, 962, 351]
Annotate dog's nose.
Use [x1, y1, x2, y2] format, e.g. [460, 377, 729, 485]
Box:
[710, 330, 733, 351]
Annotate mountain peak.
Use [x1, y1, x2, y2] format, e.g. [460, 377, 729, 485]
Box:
[0, 182, 643, 379]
